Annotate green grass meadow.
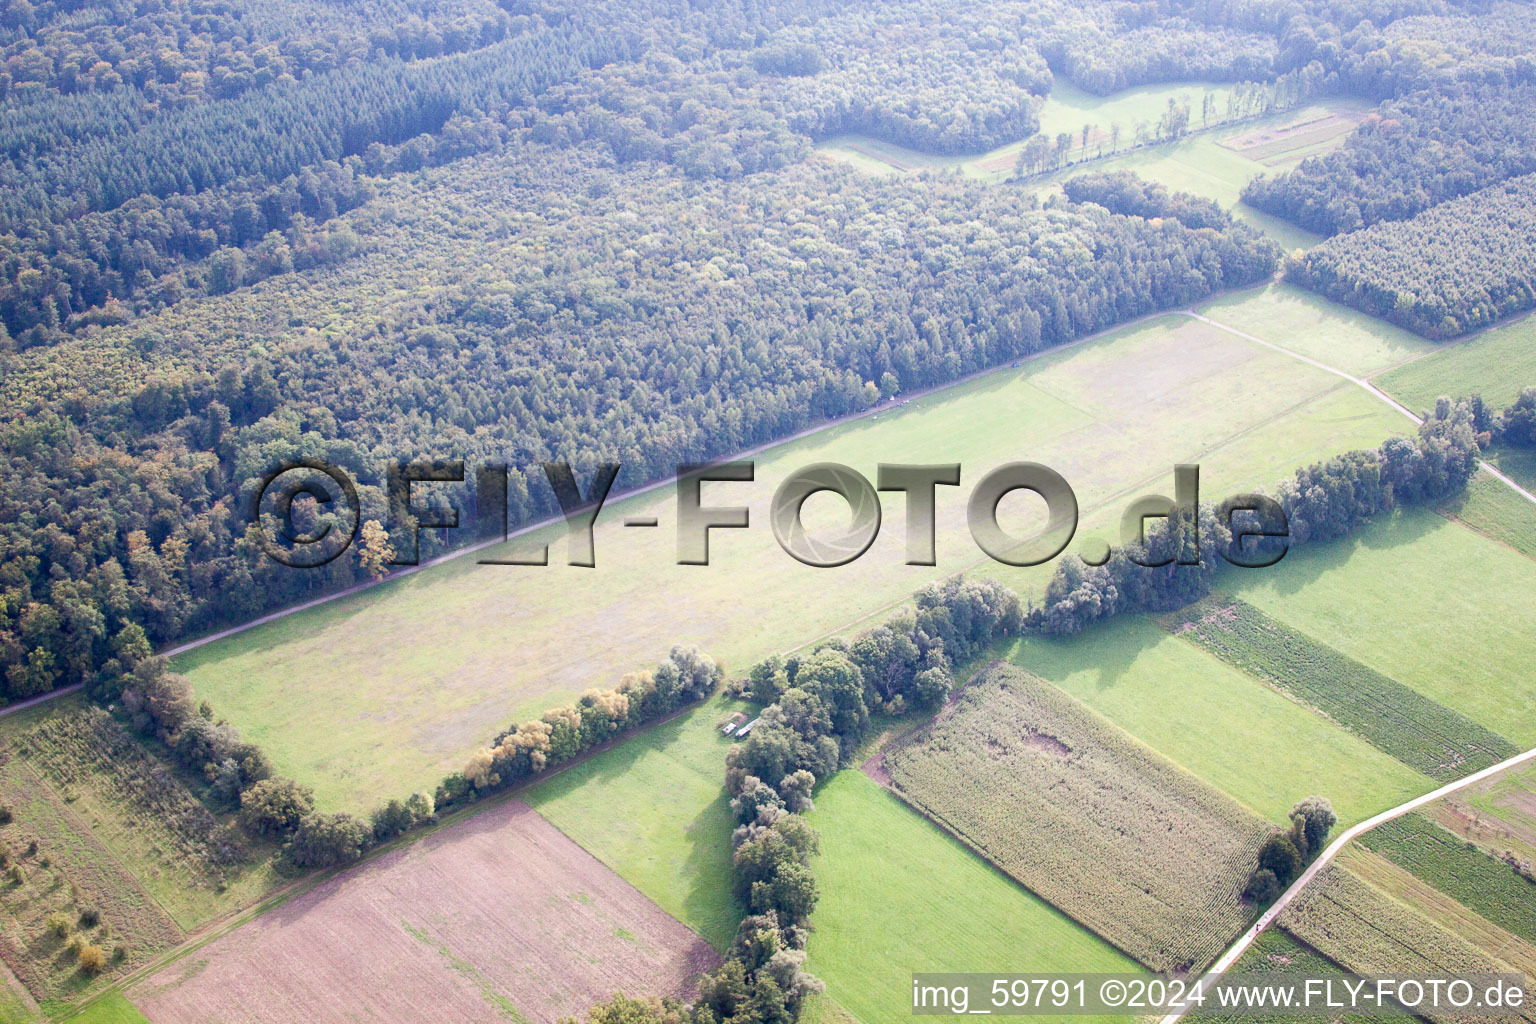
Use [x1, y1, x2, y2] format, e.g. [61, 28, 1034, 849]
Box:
[1198, 283, 1436, 377]
[523, 696, 748, 952]
[527, 701, 1141, 1024]
[1006, 620, 1430, 827]
[1032, 121, 1325, 251]
[53, 994, 151, 1024]
[802, 771, 1137, 1024]
[1231, 508, 1536, 746]
[1486, 446, 1536, 494]
[1438, 469, 1536, 560]
[1376, 313, 1536, 414]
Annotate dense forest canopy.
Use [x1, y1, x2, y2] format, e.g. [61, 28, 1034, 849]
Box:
[1287, 172, 1536, 337]
[1244, 76, 1536, 235]
[0, 0, 518, 100]
[0, 142, 1280, 699]
[1, 0, 1531, 711]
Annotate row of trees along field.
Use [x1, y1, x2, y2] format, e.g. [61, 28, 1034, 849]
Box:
[1036, 405, 1482, 635]
[1243, 797, 1338, 904]
[566, 579, 1027, 1024]
[0, 162, 1279, 704]
[1011, 71, 1331, 179]
[1284, 173, 1536, 338]
[89, 637, 722, 874]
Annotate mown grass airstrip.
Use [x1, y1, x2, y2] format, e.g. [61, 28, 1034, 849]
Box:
[1197, 282, 1435, 377]
[1007, 618, 1429, 828]
[175, 304, 1410, 813]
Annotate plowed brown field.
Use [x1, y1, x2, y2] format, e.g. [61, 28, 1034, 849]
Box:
[132, 800, 718, 1024]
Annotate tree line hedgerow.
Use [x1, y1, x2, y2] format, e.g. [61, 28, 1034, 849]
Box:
[563, 576, 1027, 1024]
[1032, 400, 1484, 635]
[78, 641, 724, 875]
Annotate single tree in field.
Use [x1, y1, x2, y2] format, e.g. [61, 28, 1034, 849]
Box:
[566, 993, 691, 1024]
[77, 944, 107, 975]
[1109, 121, 1121, 153]
[1244, 868, 1282, 904]
[239, 776, 315, 839]
[1289, 796, 1337, 859]
[1081, 122, 1092, 157]
[1055, 132, 1074, 168]
[1256, 833, 1303, 886]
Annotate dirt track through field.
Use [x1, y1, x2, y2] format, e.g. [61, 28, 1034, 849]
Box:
[130, 800, 718, 1024]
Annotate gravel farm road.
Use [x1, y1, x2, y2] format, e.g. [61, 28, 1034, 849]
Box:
[1160, 743, 1536, 1023]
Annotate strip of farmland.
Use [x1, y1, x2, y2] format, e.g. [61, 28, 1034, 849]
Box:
[1162, 597, 1518, 781]
[1280, 865, 1536, 1024]
[881, 663, 1270, 973]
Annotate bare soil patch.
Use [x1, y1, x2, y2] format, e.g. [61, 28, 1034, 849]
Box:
[131, 800, 718, 1024]
[1020, 730, 1071, 757]
[1218, 109, 1365, 166]
[860, 751, 891, 786]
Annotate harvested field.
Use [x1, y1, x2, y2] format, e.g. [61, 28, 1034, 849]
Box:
[1436, 757, 1536, 870]
[882, 663, 1270, 973]
[1191, 928, 1400, 1024]
[1218, 109, 1365, 166]
[1280, 865, 1536, 1024]
[1162, 597, 1516, 781]
[1356, 813, 1536, 945]
[1339, 847, 1536, 977]
[131, 800, 718, 1024]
